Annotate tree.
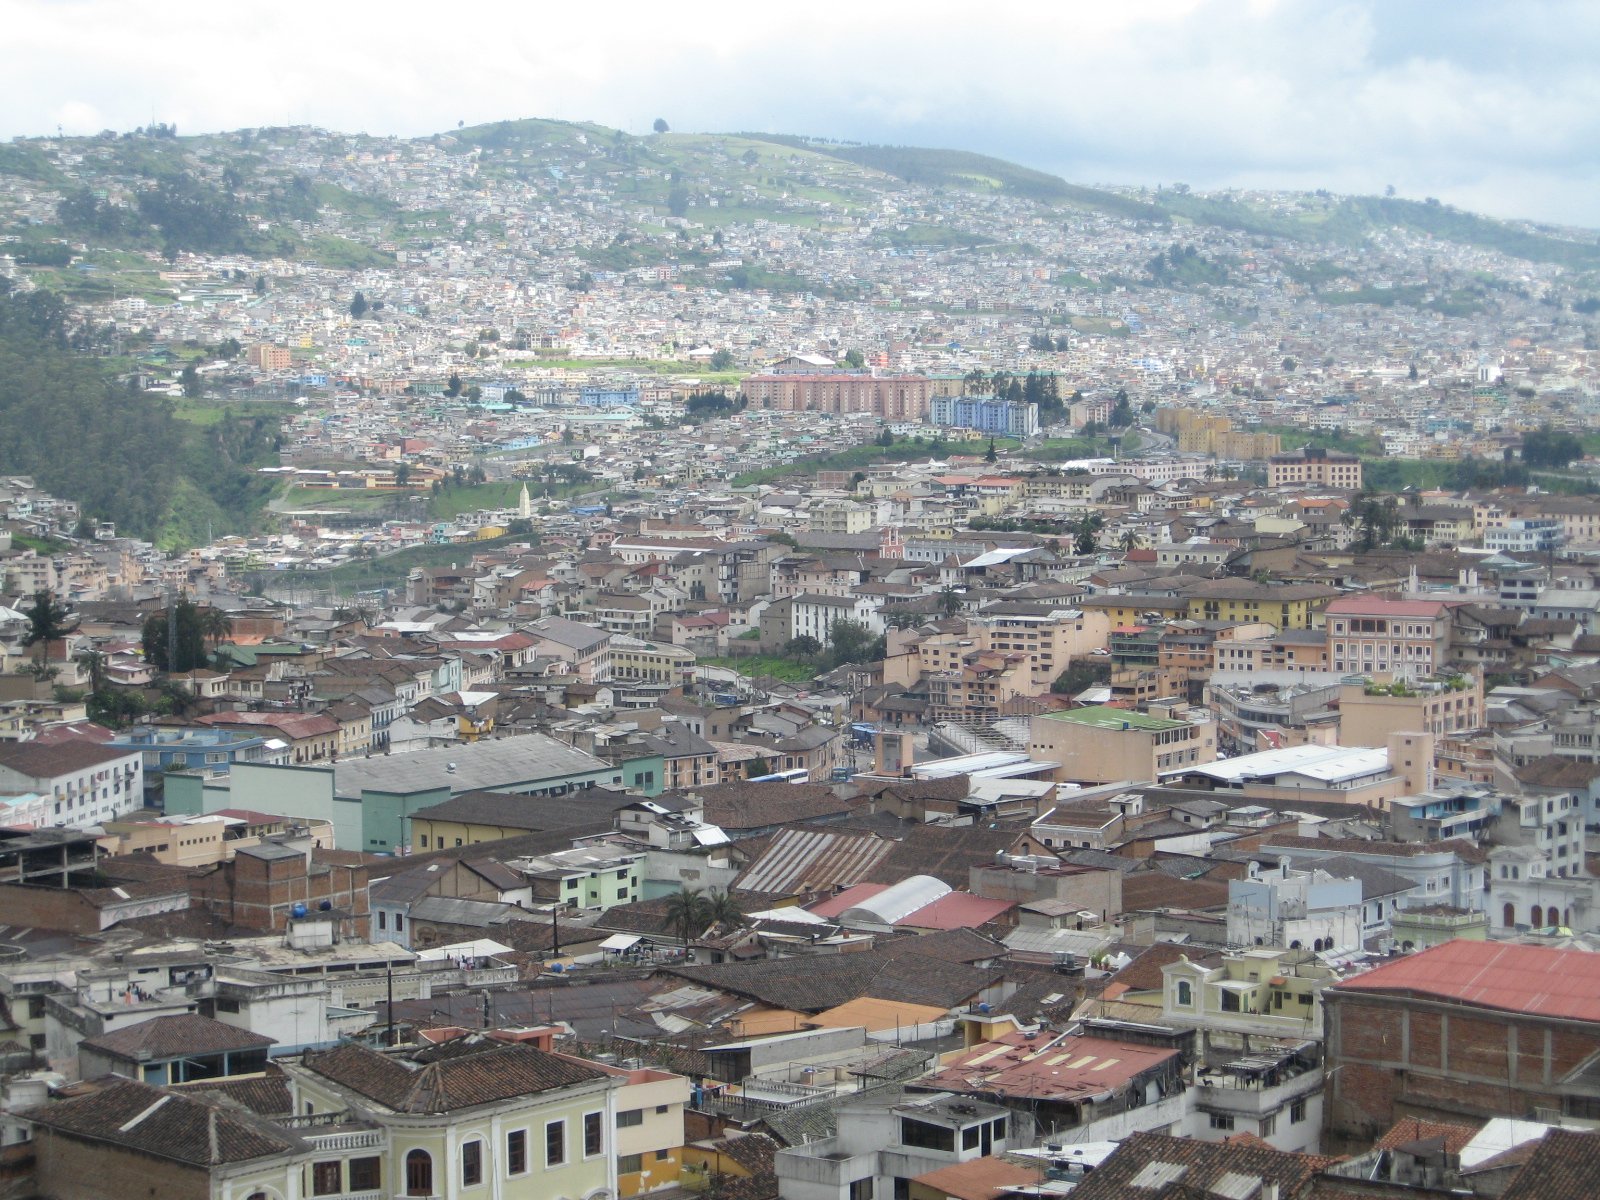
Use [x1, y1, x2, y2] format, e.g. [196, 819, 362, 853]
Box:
[653, 118, 670, 134]
[984, 437, 998, 464]
[939, 586, 963, 617]
[783, 635, 823, 660]
[827, 618, 880, 666]
[875, 427, 895, 447]
[844, 349, 865, 369]
[193, 607, 231, 654]
[349, 291, 368, 320]
[702, 890, 743, 932]
[1072, 512, 1103, 556]
[21, 590, 75, 673]
[663, 887, 708, 950]
[394, 462, 413, 487]
[709, 348, 735, 371]
[180, 363, 202, 398]
[1109, 392, 1134, 428]
[445, 372, 462, 398]
[141, 596, 213, 673]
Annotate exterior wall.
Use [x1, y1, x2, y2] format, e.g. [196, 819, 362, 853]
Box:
[0, 749, 144, 828]
[29, 1129, 212, 1200]
[290, 1065, 618, 1200]
[1324, 990, 1600, 1145]
[1028, 711, 1215, 784]
[1337, 679, 1482, 745]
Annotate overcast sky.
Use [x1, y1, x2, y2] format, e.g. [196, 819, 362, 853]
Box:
[7, 0, 1599, 227]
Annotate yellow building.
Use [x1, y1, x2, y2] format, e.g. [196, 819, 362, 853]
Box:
[595, 1064, 691, 1197]
[1182, 582, 1343, 630]
[283, 1037, 617, 1200]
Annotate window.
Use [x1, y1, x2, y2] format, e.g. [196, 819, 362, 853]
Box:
[349, 1157, 380, 1191]
[962, 1125, 981, 1150]
[508, 1129, 527, 1175]
[1260, 1114, 1276, 1137]
[899, 1119, 955, 1151]
[546, 1120, 566, 1166]
[405, 1149, 433, 1197]
[418, 835, 429, 848]
[377, 910, 387, 931]
[618, 1154, 644, 1175]
[617, 1108, 644, 1127]
[850, 1180, 874, 1200]
[585, 1111, 604, 1157]
[1176, 980, 1192, 1007]
[313, 1161, 342, 1196]
[1209, 1114, 1235, 1131]
[1290, 1099, 1307, 1124]
[461, 1139, 483, 1186]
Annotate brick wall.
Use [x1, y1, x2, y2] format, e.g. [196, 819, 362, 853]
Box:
[1325, 988, 1600, 1145]
[31, 1128, 208, 1200]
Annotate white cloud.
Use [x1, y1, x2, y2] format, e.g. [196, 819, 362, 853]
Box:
[2, 0, 1597, 225]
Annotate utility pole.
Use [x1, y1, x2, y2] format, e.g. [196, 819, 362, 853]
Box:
[385, 967, 395, 1047]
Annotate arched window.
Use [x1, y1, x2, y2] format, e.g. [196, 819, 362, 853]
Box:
[1530, 905, 1544, 929]
[1312, 937, 1324, 953]
[1289, 940, 1301, 950]
[1176, 981, 1192, 1007]
[406, 1150, 433, 1197]
[1401, 941, 1415, 952]
[1503, 902, 1516, 927]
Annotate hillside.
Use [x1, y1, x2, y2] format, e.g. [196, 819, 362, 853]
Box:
[0, 283, 281, 548]
[5, 118, 1593, 280]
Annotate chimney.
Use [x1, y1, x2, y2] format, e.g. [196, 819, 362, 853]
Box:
[1260, 1183, 1280, 1200]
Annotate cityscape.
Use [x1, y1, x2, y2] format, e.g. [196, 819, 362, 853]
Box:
[3, 8, 1600, 1200]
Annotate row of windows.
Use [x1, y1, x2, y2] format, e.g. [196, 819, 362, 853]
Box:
[397, 1113, 606, 1194]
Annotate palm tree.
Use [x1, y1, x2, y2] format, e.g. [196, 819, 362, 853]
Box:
[197, 606, 233, 650]
[662, 887, 710, 951]
[1119, 530, 1143, 553]
[20, 589, 75, 674]
[75, 647, 106, 694]
[702, 891, 744, 933]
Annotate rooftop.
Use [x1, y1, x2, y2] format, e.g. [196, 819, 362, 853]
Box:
[1335, 940, 1600, 1023]
[1039, 705, 1188, 732]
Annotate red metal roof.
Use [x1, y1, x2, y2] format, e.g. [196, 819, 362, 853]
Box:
[1334, 940, 1600, 1022]
[1325, 596, 1451, 617]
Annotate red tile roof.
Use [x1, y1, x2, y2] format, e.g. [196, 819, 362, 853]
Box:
[1334, 940, 1600, 1022]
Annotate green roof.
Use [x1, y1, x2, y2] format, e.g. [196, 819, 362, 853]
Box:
[1040, 705, 1186, 732]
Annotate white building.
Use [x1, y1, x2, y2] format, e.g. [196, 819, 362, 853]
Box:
[0, 742, 143, 828]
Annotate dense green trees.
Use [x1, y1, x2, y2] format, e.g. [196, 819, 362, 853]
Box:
[0, 283, 280, 544]
[140, 597, 231, 673]
[1522, 425, 1584, 469]
[21, 590, 75, 674]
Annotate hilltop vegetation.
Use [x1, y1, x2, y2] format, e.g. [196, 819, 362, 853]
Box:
[0, 283, 280, 548]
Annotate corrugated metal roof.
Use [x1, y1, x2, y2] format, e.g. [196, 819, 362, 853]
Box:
[1336, 940, 1600, 1022]
[734, 828, 894, 895]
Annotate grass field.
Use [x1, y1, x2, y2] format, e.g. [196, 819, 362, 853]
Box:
[698, 655, 818, 683]
[264, 533, 533, 591]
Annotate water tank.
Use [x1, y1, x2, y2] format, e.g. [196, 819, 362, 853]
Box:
[291, 902, 309, 919]
[318, 900, 333, 911]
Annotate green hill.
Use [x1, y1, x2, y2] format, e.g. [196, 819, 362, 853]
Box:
[0, 283, 282, 549]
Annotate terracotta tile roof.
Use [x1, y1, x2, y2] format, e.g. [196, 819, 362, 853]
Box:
[175, 1069, 294, 1116]
[1502, 1129, 1600, 1198]
[80, 1014, 275, 1061]
[659, 944, 1006, 1013]
[0, 740, 135, 778]
[20, 1076, 300, 1166]
[1119, 871, 1230, 912]
[1108, 942, 1223, 993]
[1374, 1115, 1483, 1154]
[694, 782, 855, 831]
[1066, 1130, 1338, 1200]
[302, 1038, 607, 1113]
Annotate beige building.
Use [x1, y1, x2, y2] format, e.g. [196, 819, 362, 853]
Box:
[1267, 445, 1362, 489]
[1028, 704, 1216, 784]
[1338, 675, 1483, 748]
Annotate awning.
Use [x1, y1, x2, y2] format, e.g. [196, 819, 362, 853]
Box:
[598, 934, 642, 952]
